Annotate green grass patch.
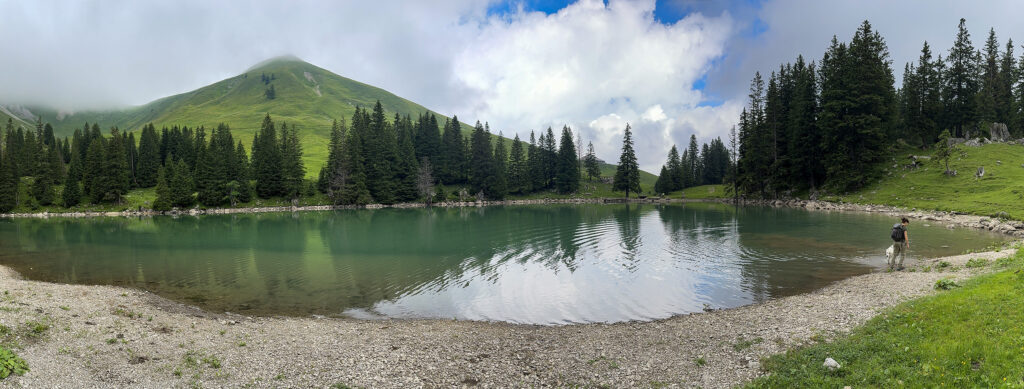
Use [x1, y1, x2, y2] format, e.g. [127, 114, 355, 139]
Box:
[835, 143, 1024, 220]
[747, 251, 1024, 387]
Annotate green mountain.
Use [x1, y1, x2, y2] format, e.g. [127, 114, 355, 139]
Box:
[20, 56, 464, 176]
[7, 56, 654, 181]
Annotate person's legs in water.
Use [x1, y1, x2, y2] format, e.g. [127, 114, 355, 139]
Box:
[896, 242, 906, 270]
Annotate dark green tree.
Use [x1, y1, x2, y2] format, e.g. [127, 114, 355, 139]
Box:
[555, 126, 579, 194]
[279, 123, 306, 200]
[583, 141, 600, 181]
[252, 114, 283, 198]
[169, 159, 194, 208]
[137, 123, 161, 187]
[507, 134, 527, 193]
[944, 18, 980, 137]
[490, 131, 508, 199]
[612, 124, 641, 198]
[468, 121, 494, 197]
[152, 166, 171, 211]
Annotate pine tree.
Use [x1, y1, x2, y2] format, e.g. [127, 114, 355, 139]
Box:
[555, 126, 579, 194]
[686, 135, 701, 188]
[507, 134, 527, 193]
[0, 147, 16, 212]
[137, 123, 161, 187]
[583, 141, 600, 181]
[468, 121, 493, 197]
[83, 138, 106, 203]
[101, 128, 131, 203]
[279, 123, 306, 200]
[665, 145, 682, 191]
[319, 119, 346, 194]
[341, 120, 372, 205]
[365, 102, 395, 204]
[490, 132, 508, 199]
[152, 166, 171, 211]
[944, 18, 980, 138]
[233, 141, 252, 204]
[252, 114, 283, 198]
[654, 165, 671, 194]
[414, 113, 441, 165]
[526, 131, 543, 192]
[169, 159, 194, 208]
[61, 173, 82, 208]
[978, 28, 1001, 124]
[394, 115, 420, 202]
[998, 39, 1016, 133]
[612, 124, 641, 198]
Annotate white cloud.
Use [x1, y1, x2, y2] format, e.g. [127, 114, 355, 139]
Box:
[454, 0, 733, 171]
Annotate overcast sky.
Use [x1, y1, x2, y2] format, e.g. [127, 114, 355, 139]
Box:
[2, 0, 1023, 171]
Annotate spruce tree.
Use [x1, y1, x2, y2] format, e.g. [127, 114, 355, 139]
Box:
[555, 126, 579, 194]
[342, 121, 372, 205]
[507, 134, 527, 193]
[526, 131, 543, 192]
[944, 18, 980, 138]
[394, 115, 420, 202]
[468, 121, 493, 197]
[665, 145, 682, 191]
[490, 132, 508, 199]
[102, 128, 131, 203]
[414, 113, 441, 164]
[654, 166, 671, 194]
[612, 124, 641, 198]
[279, 123, 306, 200]
[83, 138, 106, 203]
[0, 148, 16, 212]
[234, 141, 252, 204]
[169, 159, 194, 208]
[152, 166, 172, 211]
[583, 141, 600, 181]
[252, 114, 283, 198]
[61, 173, 81, 208]
[998, 39, 1016, 133]
[137, 123, 161, 187]
[977, 28, 1000, 124]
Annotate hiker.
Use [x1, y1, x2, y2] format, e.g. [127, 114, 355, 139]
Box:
[889, 217, 910, 271]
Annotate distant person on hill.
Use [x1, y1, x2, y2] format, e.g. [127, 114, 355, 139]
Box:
[888, 217, 910, 271]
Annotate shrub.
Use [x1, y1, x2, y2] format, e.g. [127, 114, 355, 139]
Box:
[965, 258, 989, 268]
[934, 278, 960, 290]
[0, 347, 28, 379]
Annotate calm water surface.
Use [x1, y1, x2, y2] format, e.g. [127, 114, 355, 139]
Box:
[0, 204, 1009, 324]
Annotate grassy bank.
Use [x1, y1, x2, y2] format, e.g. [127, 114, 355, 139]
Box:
[832, 143, 1024, 220]
[747, 248, 1024, 387]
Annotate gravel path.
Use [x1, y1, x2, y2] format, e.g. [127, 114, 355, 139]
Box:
[0, 246, 1012, 388]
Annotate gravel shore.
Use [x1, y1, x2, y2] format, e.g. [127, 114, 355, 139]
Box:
[0, 246, 1013, 388]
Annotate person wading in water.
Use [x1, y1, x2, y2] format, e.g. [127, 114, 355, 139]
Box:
[889, 217, 910, 271]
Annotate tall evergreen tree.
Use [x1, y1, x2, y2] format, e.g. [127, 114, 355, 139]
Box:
[83, 137, 106, 203]
[342, 118, 372, 205]
[507, 134, 527, 193]
[252, 114, 283, 198]
[468, 121, 494, 197]
[101, 128, 131, 203]
[555, 126, 579, 194]
[169, 159, 194, 208]
[394, 114, 420, 202]
[152, 166, 171, 211]
[491, 131, 508, 199]
[137, 123, 161, 187]
[583, 141, 600, 181]
[279, 123, 306, 200]
[61, 173, 82, 208]
[612, 124, 641, 198]
[0, 146, 16, 212]
[978, 28, 1001, 124]
[526, 131, 544, 192]
[364, 101, 396, 204]
[998, 39, 1016, 132]
[944, 18, 980, 137]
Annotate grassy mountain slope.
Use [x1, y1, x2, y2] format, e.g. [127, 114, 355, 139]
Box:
[0, 106, 33, 130]
[26, 57, 461, 177]
[829, 143, 1024, 219]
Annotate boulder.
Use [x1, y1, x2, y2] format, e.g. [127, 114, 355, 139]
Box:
[823, 357, 841, 371]
[989, 122, 1011, 142]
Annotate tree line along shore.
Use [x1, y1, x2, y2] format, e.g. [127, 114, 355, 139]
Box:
[0, 100, 732, 214]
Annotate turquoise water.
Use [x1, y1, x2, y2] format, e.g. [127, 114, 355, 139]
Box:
[0, 203, 1008, 324]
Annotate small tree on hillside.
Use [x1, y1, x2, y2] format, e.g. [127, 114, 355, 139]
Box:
[934, 129, 966, 176]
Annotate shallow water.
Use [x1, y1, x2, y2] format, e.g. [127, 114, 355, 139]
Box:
[0, 203, 1009, 324]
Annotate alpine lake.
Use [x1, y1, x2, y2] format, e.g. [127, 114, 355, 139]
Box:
[0, 203, 1009, 325]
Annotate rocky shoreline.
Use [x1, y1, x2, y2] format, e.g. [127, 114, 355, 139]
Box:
[0, 197, 683, 219]
[0, 245, 1013, 388]
[733, 198, 1024, 237]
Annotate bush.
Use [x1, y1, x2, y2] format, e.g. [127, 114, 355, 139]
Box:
[965, 258, 989, 268]
[0, 348, 28, 379]
[934, 278, 960, 290]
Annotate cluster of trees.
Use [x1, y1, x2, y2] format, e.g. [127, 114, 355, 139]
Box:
[652, 135, 731, 194]
[0, 100, 643, 212]
[735, 18, 1024, 197]
[316, 101, 599, 205]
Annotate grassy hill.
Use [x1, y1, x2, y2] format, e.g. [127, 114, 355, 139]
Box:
[6, 56, 655, 180]
[20, 57, 471, 178]
[830, 143, 1024, 220]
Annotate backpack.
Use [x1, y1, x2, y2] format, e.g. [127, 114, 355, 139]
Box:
[890, 224, 904, 242]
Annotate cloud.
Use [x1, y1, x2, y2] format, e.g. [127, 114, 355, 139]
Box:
[454, 0, 734, 171]
[0, 0, 734, 172]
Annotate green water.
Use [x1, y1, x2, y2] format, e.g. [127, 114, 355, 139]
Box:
[0, 204, 1009, 324]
